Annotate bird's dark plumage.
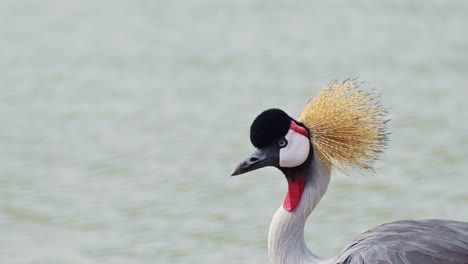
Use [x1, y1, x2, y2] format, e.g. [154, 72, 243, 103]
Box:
[336, 219, 468, 264]
[250, 108, 292, 148]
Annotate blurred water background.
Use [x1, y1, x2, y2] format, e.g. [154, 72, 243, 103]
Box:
[0, 0, 467, 263]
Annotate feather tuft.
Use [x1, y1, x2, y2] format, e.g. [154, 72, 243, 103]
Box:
[297, 79, 390, 175]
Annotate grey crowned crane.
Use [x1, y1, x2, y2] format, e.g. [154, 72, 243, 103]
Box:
[231, 80, 468, 264]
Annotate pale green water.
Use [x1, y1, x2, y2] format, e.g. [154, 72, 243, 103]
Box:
[0, 1, 467, 263]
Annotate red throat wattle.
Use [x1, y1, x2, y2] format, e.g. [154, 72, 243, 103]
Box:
[283, 172, 305, 211]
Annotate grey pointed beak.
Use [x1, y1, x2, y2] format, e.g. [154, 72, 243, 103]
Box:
[231, 146, 279, 176]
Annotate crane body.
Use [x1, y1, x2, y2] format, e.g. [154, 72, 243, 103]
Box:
[231, 80, 468, 264]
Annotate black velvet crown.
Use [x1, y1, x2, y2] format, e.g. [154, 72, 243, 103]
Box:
[250, 108, 292, 148]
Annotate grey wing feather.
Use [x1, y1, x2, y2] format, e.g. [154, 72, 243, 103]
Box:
[333, 219, 468, 264]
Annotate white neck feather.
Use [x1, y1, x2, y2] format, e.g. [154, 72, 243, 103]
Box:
[268, 155, 331, 264]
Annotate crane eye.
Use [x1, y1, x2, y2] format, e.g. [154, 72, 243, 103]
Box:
[278, 138, 288, 148]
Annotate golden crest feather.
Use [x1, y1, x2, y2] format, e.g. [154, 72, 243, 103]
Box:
[297, 79, 389, 175]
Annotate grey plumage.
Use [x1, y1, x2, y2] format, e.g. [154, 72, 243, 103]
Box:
[336, 219, 468, 264]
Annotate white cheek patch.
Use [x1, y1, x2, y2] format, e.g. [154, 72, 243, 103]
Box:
[279, 129, 310, 168]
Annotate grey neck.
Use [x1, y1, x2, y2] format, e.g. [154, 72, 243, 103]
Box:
[268, 155, 332, 264]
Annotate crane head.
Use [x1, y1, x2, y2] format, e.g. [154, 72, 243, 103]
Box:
[230, 80, 389, 211]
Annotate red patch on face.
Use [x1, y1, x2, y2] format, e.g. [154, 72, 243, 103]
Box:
[289, 121, 308, 137]
[283, 172, 305, 211]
